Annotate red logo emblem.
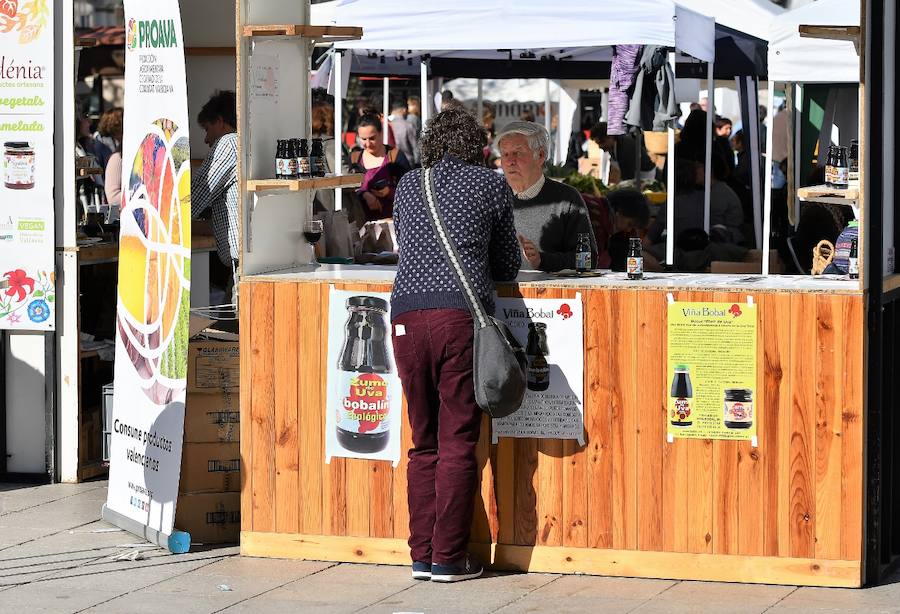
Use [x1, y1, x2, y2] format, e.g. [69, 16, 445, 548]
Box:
[729, 304, 743, 318]
[557, 304, 573, 320]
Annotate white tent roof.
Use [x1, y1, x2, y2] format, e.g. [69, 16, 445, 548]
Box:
[675, 0, 783, 41]
[321, 0, 714, 62]
[768, 0, 860, 83]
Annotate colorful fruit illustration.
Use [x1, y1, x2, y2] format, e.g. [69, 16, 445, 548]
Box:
[117, 118, 191, 405]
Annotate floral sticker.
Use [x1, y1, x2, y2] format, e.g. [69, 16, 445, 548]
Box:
[0, 0, 49, 43]
[26, 298, 48, 323]
[1, 268, 54, 327]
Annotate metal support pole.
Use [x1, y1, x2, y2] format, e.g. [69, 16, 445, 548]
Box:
[762, 82, 777, 275]
[420, 59, 429, 125]
[476, 79, 483, 126]
[704, 62, 714, 234]
[382, 77, 389, 145]
[334, 51, 343, 211]
[666, 51, 677, 266]
[544, 78, 552, 134]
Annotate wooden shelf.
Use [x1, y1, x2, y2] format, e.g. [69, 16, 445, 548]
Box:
[77, 167, 103, 178]
[241, 24, 363, 42]
[247, 174, 363, 193]
[799, 25, 861, 53]
[797, 184, 859, 206]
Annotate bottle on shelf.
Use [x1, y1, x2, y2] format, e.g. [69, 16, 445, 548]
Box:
[298, 138, 311, 178]
[275, 139, 286, 180]
[825, 144, 849, 190]
[848, 139, 860, 186]
[286, 139, 299, 180]
[311, 138, 326, 177]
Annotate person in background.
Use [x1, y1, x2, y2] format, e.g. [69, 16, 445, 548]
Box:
[496, 121, 597, 272]
[390, 108, 520, 583]
[589, 122, 654, 182]
[99, 108, 124, 207]
[311, 98, 356, 259]
[388, 98, 418, 166]
[605, 189, 654, 272]
[715, 116, 733, 139]
[349, 113, 411, 221]
[191, 90, 239, 307]
[406, 95, 422, 136]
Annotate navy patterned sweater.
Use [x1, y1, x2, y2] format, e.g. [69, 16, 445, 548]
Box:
[390, 155, 521, 321]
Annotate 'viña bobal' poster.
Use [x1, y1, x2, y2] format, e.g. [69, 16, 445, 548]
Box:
[105, 0, 192, 539]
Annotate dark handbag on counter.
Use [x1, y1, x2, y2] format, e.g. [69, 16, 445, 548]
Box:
[420, 167, 526, 419]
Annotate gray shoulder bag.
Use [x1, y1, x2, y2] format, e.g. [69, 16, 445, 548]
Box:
[420, 167, 526, 419]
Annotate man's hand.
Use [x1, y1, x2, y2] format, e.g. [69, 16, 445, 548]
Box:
[518, 235, 541, 269]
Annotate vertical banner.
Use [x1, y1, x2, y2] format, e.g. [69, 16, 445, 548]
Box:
[106, 0, 192, 538]
[492, 296, 585, 445]
[666, 300, 758, 442]
[0, 1, 55, 330]
[325, 287, 403, 466]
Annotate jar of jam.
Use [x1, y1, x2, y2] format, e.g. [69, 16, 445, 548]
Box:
[723, 388, 753, 429]
[4, 142, 35, 190]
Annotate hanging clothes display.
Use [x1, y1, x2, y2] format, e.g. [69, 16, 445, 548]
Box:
[625, 46, 678, 133]
[606, 45, 642, 136]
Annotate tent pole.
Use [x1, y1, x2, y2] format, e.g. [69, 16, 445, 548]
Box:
[383, 77, 390, 145]
[794, 83, 803, 230]
[762, 82, 777, 275]
[477, 79, 483, 127]
[420, 59, 429, 126]
[334, 51, 343, 212]
[544, 78, 552, 135]
[704, 62, 714, 234]
[666, 51, 676, 266]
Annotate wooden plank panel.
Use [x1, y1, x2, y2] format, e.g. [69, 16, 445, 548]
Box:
[761, 293, 792, 557]
[392, 394, 413, 540]
[345, 460, 371, 537]
[513, 438, 539, 545]
[369, 462, 394, 538]
[273, 283, 299, 534]
[563, 437, 587, 548]
[686, 291, 714, 554]
[841, 296, 864, 561]
[815, 295, 843, 560]
[636, 290, 665, 552]
[609, 290, 638, 550]
[239, 284, 253, 532]
[738, 294, 766, 557]
[472, 416, 494, 544]
[250, 283, 276, 533]
[586, 290, 613, 550]
[789, 293, 817, 558]
[299, 283, 324, 535]
[497, 437, 516, 544]
[712, 292, 741, 556]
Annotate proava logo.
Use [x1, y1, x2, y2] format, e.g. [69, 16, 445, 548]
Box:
[126, 18, 179, 51]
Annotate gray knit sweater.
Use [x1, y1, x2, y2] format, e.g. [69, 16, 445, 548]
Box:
[513, 178, 598, 272]
[390, 155, 521, 320]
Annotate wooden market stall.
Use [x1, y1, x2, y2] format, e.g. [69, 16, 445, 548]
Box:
[235, 0, 900, 589]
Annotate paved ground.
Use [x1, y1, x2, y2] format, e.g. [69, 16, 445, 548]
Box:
[2, 481, 900, 613]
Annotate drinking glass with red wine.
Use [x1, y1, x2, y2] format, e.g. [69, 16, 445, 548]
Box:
[304, 219, 324, 259]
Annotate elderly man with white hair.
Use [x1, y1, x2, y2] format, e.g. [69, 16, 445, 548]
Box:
[496, 121, 598, 272]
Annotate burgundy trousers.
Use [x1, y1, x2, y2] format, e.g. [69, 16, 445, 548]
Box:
[391, 308, 482, 565]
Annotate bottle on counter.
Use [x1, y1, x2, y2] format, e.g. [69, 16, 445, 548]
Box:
[848, 237, 859, 279]
[575, 232, 591, 273]
[526, 322, 550, 392]
[297, 138, 311, 178]
[627, 237, 643, 280]
[311, 138, 326, 177]
[336, 296, 392, 454]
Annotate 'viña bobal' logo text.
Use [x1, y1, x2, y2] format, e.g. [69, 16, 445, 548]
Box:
[127, 18, 179, 51]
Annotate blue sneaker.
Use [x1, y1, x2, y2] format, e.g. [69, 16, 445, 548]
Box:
[431, 554, 483, 583]
[411, 560, 432, 580]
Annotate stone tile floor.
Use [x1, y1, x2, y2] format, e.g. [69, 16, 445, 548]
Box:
[1, 481, 899, 613]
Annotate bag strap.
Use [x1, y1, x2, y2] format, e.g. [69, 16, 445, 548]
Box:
[419, 167, 490, 330]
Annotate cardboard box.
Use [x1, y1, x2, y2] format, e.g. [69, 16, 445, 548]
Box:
[175, 492, 240, 544]
[185, 391, 240, 443]
[180, 442, 241, 493]
[187, 340, 239, 393]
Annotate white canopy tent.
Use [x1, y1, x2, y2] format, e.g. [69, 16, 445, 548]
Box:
[319, 0, 716, 265]
[676, 0, 782, 42]
[760, 0, 861, 274]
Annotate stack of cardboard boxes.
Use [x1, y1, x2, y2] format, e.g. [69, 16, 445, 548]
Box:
[175, 321, 241, 544]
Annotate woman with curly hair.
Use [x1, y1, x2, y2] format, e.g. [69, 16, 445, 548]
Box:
[390, 108, 521, 583]
[99, 108, 124, 206]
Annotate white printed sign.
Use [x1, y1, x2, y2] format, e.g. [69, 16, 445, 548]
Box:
[492, 296, 585, 445]
[0, 0, 55, 330]
[325, 287, 403, 466]
[106, 0, 192, 536]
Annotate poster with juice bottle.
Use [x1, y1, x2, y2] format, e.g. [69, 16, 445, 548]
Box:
[666, 300, 758, 442]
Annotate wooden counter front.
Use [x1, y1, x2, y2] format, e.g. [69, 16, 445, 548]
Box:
[238, 278, 865, 587]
